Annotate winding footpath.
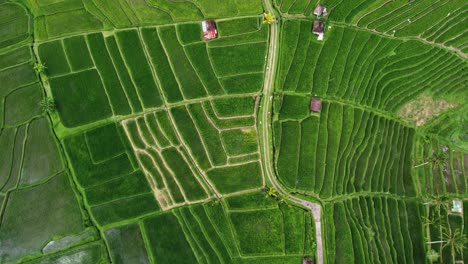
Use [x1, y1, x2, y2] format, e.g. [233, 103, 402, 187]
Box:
[259, 1, 324, 263]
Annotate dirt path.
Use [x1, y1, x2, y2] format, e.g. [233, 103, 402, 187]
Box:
[260, 1, 324, 263]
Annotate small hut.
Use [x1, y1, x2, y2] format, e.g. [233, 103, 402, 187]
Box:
[202, 20, 218, 40]
[302, 257, 315, 264]
[312, 20, 324, 41]
[314, 5, 327, 16]
[451, 200, 463, 214]
[310, 97, 322, 112]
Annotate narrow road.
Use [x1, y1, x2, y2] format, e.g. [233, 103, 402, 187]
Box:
[259, 1, 324, 263]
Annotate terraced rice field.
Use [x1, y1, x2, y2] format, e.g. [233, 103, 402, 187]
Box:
[0, 0, 467, 263]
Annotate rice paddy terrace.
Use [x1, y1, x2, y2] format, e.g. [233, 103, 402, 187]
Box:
[0, 0, 466, 263]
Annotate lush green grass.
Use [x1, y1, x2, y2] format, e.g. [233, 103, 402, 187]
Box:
[4, 83, 42, 126]
[157, 26, 207, 100]
[275, 102, 416, 196]
[0, 172, 84, 263]
[91, 193, 159, 226]
[184, 42, 225, 96]
[187, 103, 227, 165]
[63, 132, 134, 188]
[276, 121, 300, 188]
[207, 162, 263, 194]
[209, 42, 267, 77]
[324, 197, 427, 264]
[177, 22, 202, 44]
[161, 148, 208, 201]
[220, 73, 265, 94]
[86, 33, 131, 115]
[42, 9, 104, 38]
[105, 224, 150, 264]
[189, 204, 231, 262]
[85, 123, 125, 163]
[0, 127, 22, 192]
[38, 40, 70, 77]
[0, 46, 30, 69]
[217, 17, 260, 37]
[104, 35, 144, 112]
[19, 117, 63, 185]
[170, 106, 211, 170]
[141, 28, 184, 103]
[143, 212, 198, 263]
[85, 171, 151, 206]
[279, 95, 310, 120]
[0, 63, 37, 95]
[209, 25, 268, 47]
[225, 192, 277, 210]
[203, 101, 256, 129]
[0, 3, 30, 49]
[280, 204, 306, 254]
[230, 209, 284, 255]
[62, 35, 93, 71]
[49, 69, 112, 127]
[115, 30, 162, 108]
[212, 96, 255, 117]
[220, 128, 258, 156]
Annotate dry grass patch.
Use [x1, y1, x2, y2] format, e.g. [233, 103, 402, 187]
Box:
[399, 94, 457, 126]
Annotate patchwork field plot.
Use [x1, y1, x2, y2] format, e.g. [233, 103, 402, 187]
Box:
[37, 18, 268, 128]
[276, 0, 467, 54]
[0, 2, 31, 49]
[277, 21, 466, 116]
[121, 101, 264, 208]
[102, 197, 314, 264]
[323, 197, 426, 264]
[1, 0, 467, 263]
[29, 0, 264, 40]
[413, 137, 467, 196]
[0, 33, 105, 262]
[275, 98, 415, 198]
[423, 199, 467, 264]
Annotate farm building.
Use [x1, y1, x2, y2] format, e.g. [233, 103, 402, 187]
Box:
[451, 200, 463, 214]
[312, 20, 324, 41]
[310, 97, 322, 112]
[314, 5, 327, 16]
[202, 20, 218, 40]
[303, 257, 315, 264]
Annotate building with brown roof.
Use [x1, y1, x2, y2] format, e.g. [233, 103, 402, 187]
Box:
[314, 5, 327, 16]
[303, 257, 315, 264]
[310, 97, 322, 112]
[202, 20, 218, 40]
[312, 20, 324, 41]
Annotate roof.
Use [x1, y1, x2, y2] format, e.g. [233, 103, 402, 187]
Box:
[314, 5, 327, 16]
[312, 20, 324, 34]
[310, 97, 322, 112]
[202, 20, 218, 40]
[303, 258, 315, 264]
[451, 200, 463, 213]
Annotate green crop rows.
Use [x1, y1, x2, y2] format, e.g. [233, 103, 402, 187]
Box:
[0, 0, 467, 263]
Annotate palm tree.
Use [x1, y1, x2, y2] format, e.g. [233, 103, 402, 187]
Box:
[441, 227, 467, 261]
[33, 62, 46, 75]
[426, 249, 440, 263]
[430, 151, 448, 169]
[39, 97, 55, 114]
[262, 13, 275, 25]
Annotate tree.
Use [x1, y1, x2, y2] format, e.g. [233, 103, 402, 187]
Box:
[33, 62, 46, 75]
[441, 227, 467, 261]
[262, 13, 275, 25]
[426, 249, 440, 263]
[430, 150, 448, 169]
[39, 97, 55, 114]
